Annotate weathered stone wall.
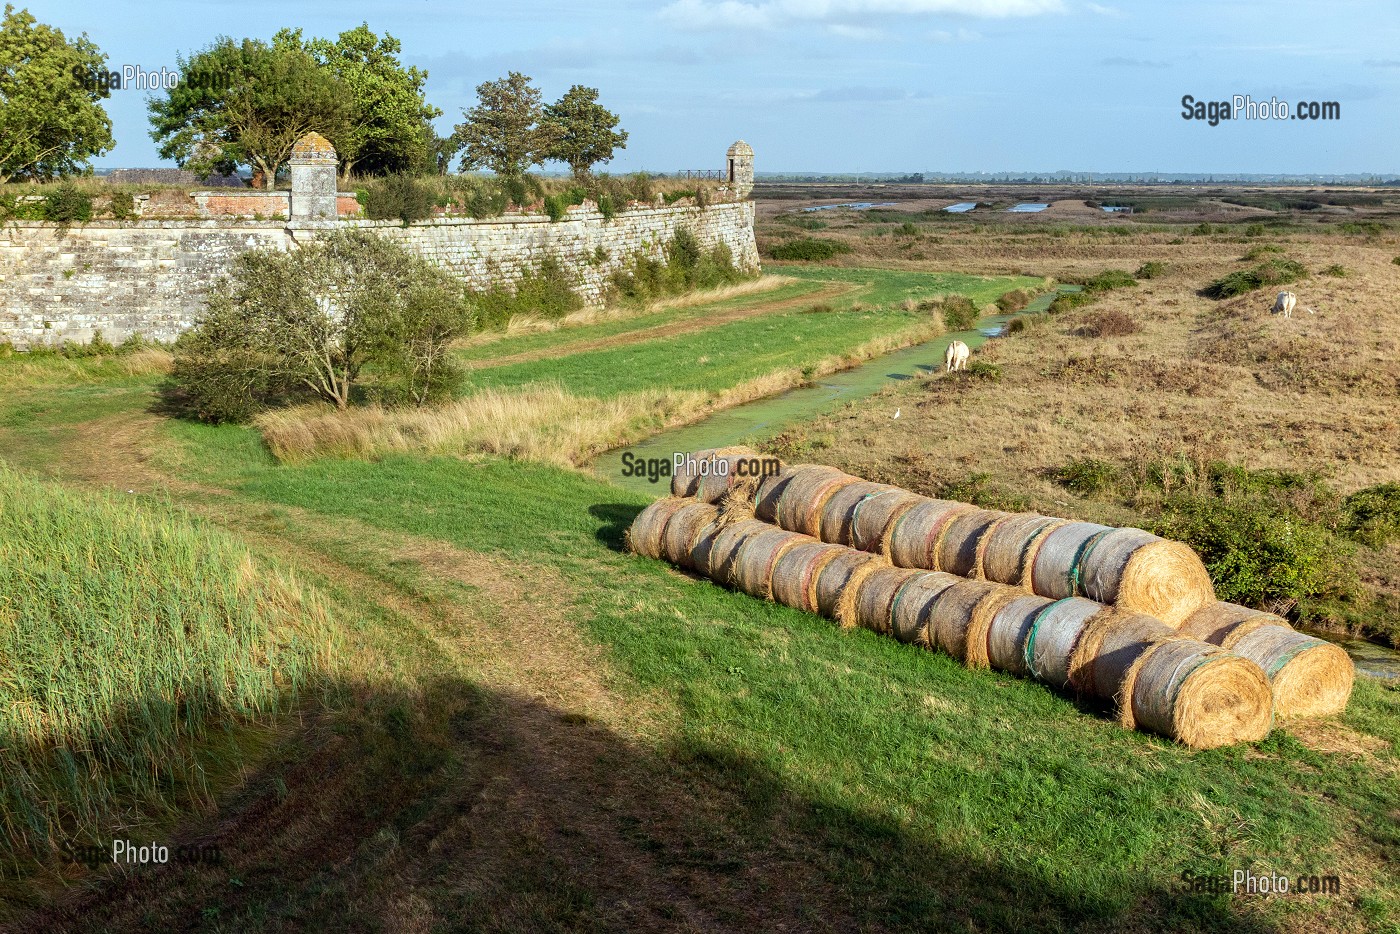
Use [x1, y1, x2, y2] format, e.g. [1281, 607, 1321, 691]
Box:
[0, 201, 758, 348]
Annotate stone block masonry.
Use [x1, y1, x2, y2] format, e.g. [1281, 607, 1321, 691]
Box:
[0, 202, 759, 348]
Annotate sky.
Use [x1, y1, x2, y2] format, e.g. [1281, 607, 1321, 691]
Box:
[29, 0, 1400, 175]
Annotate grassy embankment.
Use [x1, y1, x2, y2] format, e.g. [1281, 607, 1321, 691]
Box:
[0, 251, 1396, 930]
[255, 267, 1040, 465]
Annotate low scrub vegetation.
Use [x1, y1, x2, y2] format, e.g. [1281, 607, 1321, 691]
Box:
[1051, 457, 1389, 624]
[1321, 263, 1350, 278]
[0, 467, 335, 865]
[939, 293, 979, 331]
[1133, 261, 1165, 279]
[360, 173, 438, 224]
[766, 237, 853, 261]
[610, 229, 748, 303]
[1080, 269, 1137, 293]
[1202, 257, 1308, 299]
[1074, 308, 1140, 337]
[994, 287, 1033, 312]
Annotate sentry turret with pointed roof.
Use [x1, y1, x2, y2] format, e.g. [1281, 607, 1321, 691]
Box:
[289, 132, 339, 222]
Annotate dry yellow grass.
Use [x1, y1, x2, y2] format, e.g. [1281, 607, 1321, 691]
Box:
[0, 347, 172, 388]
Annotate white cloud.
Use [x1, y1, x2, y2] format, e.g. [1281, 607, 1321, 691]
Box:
[929, 27, 982, 41]
[828, 23, 886, 40]
[1085, 2, 1121, 15]
[660, 0, 1065, 31]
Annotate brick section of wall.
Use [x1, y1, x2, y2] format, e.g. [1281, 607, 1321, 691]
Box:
[0, 202, 758, 348]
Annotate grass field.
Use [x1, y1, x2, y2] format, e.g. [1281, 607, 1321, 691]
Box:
[0, 242, 1397, 931]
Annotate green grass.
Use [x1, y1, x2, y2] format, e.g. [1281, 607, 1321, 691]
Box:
[0, 466, 334, 865]
[768, 264, 1042, 307]
[456, 278, 824, 364]
[464, 304, 934, 398]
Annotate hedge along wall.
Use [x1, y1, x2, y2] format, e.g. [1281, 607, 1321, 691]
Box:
[0, 201, 759, 349]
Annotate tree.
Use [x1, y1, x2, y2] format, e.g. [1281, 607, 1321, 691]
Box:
[277, 24, 442, 182]
[149, 38, 353, 188]
[542, 85, 627, 179]
[172, 231, 472, 420]
[454, 72, 558, 178]
[0, 5, 114, 183]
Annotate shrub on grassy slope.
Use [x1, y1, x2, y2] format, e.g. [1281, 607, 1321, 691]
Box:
[0, 467, 336, 864]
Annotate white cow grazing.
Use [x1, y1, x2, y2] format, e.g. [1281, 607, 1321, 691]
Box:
[945, 340, 970, 372]
[1272, 291, 1297, 319]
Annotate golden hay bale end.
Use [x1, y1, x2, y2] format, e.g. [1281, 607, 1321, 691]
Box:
[1023, 597, 1107, 690]
[730, 527, 809, 599]
[888, 572, 961, 646]
[986, 594, 1056, 677]
[625, 498, 693, 560]
[1079, 527, 1216, 626]
[669, 446, 754, 498]
[1183, 603, 1355, 719]
[695, 452, 784, 507]
[1227, 626, 1354, 719]
[976, 514, 1065, 587]
[1069, 612, 1176, 706]
[1029, 522, 1115, 601]
[851, 566, 924, 636]
[935, 508, 1013, 578]
[851, 490, 927, 554]
[818, 481, 897, 546]
[927, 579, 1003, 663]
[963, 589, 1023, 670]
[772, 467, 860, 536]
[660, 502, 720, 569]
[886, 500, 977, 571]
[694, 518, 769, 582]
[754, 463, 820, 523]
[770, 542, 849, 614]
[1122, 639, 1273, 749]
[814, 550, 884, 626]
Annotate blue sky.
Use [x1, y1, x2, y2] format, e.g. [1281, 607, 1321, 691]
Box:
[31, 0, 1400, 174]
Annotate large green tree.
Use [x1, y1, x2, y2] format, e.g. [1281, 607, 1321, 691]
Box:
[454, 71, 558, 178]
[276, 24, 441, 181]
[542, 85, 627, 179]
[0, 5, 114, 183]
[148, 38, 353, 188]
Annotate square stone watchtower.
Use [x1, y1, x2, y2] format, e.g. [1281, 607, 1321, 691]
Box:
[289, 132, 339, 222]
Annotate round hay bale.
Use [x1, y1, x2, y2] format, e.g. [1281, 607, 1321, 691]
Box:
[1024, 597, 1107, 690]
[626, 498, 693, 560]
[770, 542, 849, 614]
[669, 446, 759, 498]
[694, 450, 782, 507]
[965, 588, 1024, 670]
[936, 508, 1013, 578]
[731, 527, 809, 599]
[1180, 601, 1288, 646]
[851, 565, 924, 635]
[660, 502, 721, 569]
[928, 579, 1002, 662]
[1079, 527, 1216, 626]
[1124, 639, 1273, 749]
[754, 463, 814, 523]
[1029, 522, 1115, 601]
[985, 594, 1055, 676]
[814, 550, 883, 626]
[1226, 626, 1355, 719]
[773, 467, 860, 536]
[888, 572, 961, 646]
[976, 514, 1064, 587]
[1069, 612, 1176, 705]
[851, 490, 927, 554]
[695, 518, 769, 583]
[818, 481, 897, 546]
[886, 500, 977, 570]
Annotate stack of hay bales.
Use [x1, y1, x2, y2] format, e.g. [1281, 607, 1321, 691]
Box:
[627, 456, 1356, 748]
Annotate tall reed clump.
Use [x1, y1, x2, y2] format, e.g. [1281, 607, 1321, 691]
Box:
[0, 468, 338, 864]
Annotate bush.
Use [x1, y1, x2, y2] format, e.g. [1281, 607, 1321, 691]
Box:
[766, 237, 853, 262]
[1202, 257, 1307, 299]
[472, 256, 583, 330]
[895, 221, 920, 237]
[107, 190, 136, 220]
[1076, 308, 1140, 337]
[1191, 222, 1215, 236]
[1343, 484, 1400, 549]
[1392, 256, 1400, 266]
[1134, 261, 1165, 280]
[1047, 290, 1095, 314]
[43, 184, 93, 223]
[940, 294, 978, 331]
[361, 174, 437, 224]
[1321, 263, 1349, 278]
[1244, 223, 1265, 237]
[964, 360, 1001, 381]
[1081, 269, 1137, 293]
[610, 229, 747, 304]
[995, 288, 1031, 312]
[1052, 457, 1123, 496]
[662, 188, 697, 205]
[1242, 244, 1284, 260]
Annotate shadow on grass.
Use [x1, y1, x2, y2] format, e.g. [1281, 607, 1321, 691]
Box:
[6, 675, 1279, 934]
[590, 502, 645, 553]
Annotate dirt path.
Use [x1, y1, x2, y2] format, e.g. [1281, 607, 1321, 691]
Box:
[469, 279, 858, 370]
